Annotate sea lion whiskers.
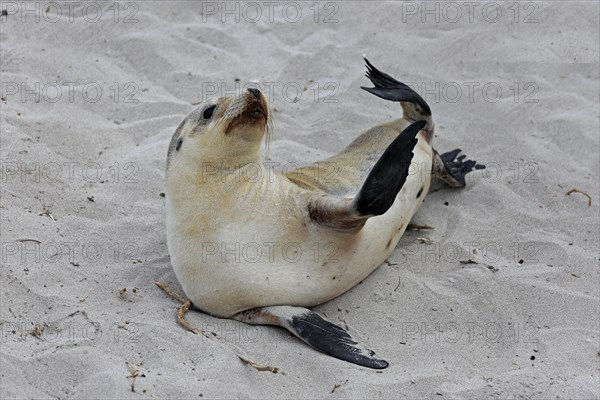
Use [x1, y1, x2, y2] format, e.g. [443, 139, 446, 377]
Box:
[264, 111, 274, 159]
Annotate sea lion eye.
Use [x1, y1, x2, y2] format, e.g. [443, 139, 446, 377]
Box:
[203, 105, 217, 120]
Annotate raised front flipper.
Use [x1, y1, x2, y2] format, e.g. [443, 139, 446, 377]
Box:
[308, 120, 426, 231]
[234, 306, 389, 369]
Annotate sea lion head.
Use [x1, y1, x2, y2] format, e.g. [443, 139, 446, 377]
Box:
[166, 88, 270, 173]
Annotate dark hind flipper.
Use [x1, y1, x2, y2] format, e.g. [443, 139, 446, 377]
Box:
[360, 58, 433, 138]
[234, 306, 389, 369]
[360, 58, 431, 116]
[433, 148, 485, 188]
[308, 120, 425, 231]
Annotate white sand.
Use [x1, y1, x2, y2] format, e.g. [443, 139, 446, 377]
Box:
[1, 1, 598, 398]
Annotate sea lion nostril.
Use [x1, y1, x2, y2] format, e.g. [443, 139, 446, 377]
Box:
[247, 87, 261, 100]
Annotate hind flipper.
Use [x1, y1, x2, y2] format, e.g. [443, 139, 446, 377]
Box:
[361, 58, 431, 116]
[433, 148, 485, 188]
[234, 306, 389, 369]
[361, 58, 433, 140]
[308, 120, 425, 231]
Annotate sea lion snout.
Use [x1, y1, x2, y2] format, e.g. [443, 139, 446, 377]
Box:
[244, 88, 268, 118]
[224, 88, 269, 132]
[245, 88, 267, 120]
[247, 87, 261, 100]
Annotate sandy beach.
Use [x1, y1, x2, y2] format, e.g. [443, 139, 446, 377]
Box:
[1, 1, 599, 398]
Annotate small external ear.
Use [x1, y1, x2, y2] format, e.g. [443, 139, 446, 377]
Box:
[166, 118, 188, 170]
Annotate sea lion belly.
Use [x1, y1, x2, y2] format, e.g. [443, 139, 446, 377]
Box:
[166, 136, 432, 318]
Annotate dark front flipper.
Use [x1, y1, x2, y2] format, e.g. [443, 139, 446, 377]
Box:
[433, 148, 486, 188]
[308, 120, 425, 232]
[354, 120, 425, 215]
[234, 306, 389, 369]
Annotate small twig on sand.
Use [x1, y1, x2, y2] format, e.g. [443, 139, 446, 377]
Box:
[407, 224, 434, 231]
[393, 277, 401, 292]
[31, 323, 43, 339]
[17, 238, 41, 243]
[460, 259, 499, 272]
[237, 354, 279, 374]
[177, 301, 212, 339]
[331, 379, 348, 393]
[566, 188, 592, 206]
[155, 281, 211, 338]
[38, 210, 55, 220]
[155, 281, 279, 372]
[126, 362, 138, 392]
[155, 281, 187, 304]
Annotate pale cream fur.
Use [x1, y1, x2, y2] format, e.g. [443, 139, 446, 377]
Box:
[166, 91, 433, 318]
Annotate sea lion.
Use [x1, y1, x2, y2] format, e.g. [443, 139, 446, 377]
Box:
[165, 59, 484, 369]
